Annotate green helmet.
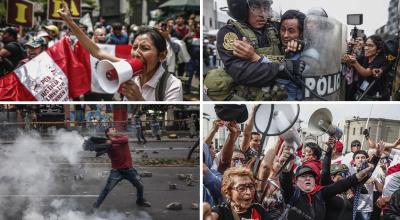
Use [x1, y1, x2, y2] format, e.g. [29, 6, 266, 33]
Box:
[330, 163, 349, 176]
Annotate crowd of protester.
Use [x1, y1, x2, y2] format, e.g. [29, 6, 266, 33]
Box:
[203, 105, 400, 220]
[0, 9, 200, 101]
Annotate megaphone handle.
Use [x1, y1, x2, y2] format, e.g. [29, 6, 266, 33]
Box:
[275, 154, 294, 177]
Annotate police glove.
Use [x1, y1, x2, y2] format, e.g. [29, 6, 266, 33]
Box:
[278, 60, 305, 80]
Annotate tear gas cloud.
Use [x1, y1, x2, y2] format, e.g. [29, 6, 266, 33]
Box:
[0, 129, 152, 220]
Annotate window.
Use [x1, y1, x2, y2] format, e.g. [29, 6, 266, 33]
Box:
[210, 18, 213, 28]
[353, 127, 355, 135]
[360, 127, 363, 135]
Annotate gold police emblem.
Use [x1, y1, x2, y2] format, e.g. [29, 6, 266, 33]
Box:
[223, 32, 238, 50]
[387, 54, 396, 62]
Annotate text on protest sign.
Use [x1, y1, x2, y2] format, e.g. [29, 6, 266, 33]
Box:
[6, 0, 34, 27]
[14, 52, 69, 101]
[47, 0, 81, 21]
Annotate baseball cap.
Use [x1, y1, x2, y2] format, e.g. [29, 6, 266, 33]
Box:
[25, 37, 47, 48]
[37, 30, 50, 38]
[44, 25, 60, 34]
[295, 165, 317, 178]
[330, 163, 349, 176]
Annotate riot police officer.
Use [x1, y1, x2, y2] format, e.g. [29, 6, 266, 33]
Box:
[204, 0, 301, 101]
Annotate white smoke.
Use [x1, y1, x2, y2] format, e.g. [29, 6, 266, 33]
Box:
[0, 129, 153, 220]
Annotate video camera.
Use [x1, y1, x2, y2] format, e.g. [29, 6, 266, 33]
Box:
[346, 14, 363, 54]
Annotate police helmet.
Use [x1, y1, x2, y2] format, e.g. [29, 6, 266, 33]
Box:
[330, 163, 349, 176]
[227, 0, 273, 22]
[306, 7, 328, 17]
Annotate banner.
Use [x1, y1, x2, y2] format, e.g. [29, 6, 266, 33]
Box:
[6, 0, 34, 27]
[74, 43, 132, 93]
[0, 37, 90, 101]
[47, 0, 81, 21]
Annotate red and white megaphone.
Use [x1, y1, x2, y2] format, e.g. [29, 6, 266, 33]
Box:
[96, 58, 144, 94]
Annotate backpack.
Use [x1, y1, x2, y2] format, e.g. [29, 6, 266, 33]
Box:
[155, 70, 171, 101]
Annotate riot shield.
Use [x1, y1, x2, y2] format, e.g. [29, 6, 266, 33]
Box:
[300, 15, 344, 101]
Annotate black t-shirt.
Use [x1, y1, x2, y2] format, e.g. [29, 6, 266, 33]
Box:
[356, 54, 388, 98]
[212, 203, 270, 220]
[4, 42, 26, 67]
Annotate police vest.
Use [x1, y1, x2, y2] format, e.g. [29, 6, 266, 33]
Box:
[204, 20, 286, 101]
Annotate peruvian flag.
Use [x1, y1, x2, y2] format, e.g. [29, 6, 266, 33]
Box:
[74, 42, 132, 93]
[0, 37, 90, 101]
[382, 163, 400, 197]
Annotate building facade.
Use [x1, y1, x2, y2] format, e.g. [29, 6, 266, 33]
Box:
[386, 0, 399, 36]
[342, 118, 400, 153]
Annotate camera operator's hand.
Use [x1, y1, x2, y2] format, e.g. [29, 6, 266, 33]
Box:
[343, 54, 357, 65]
[355, 163, 374, 182]
[233, 37, 261, 62]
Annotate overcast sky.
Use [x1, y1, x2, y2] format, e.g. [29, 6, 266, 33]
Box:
[215, 0, 390, 37]
[203, 103, 400, 128]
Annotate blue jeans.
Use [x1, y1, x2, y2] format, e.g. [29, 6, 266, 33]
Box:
[355, 211, 371, 220]
[94, 168, 144, 208]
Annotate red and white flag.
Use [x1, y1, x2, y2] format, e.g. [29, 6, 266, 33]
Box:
[0, 37, 90, 101]
[74, 42, 132, 93]
[382, 163, 400, 197]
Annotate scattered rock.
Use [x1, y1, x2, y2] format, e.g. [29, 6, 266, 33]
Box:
[191, 203, 199, 210]
[177, 174, 186, 180]
[186, 180, 194, 186]
[140, 171, 152, 178]
[166, 202, 182, 210]
[169, 184, 177, 190]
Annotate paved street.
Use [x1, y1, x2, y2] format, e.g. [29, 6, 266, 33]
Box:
[0, 138, 199, 220]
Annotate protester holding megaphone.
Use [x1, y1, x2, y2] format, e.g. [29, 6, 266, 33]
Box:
[57, 2, 182, 101]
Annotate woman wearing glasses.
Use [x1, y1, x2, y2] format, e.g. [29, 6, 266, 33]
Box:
[343, 35, 391, 101]
[205, 166, 271, 220]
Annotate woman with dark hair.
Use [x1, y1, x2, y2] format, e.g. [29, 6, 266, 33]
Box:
[343, 35, 390, 101]
[57, 2, 182, 101]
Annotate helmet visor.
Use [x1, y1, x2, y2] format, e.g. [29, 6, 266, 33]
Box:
[247, 0, 272, 18]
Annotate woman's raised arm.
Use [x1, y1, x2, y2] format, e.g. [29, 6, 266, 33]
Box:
[57, 1, 120, 62]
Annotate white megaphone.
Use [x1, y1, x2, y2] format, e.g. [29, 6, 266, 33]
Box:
[308, 108, 343, 139]
[96, 58, 144, 94]
[254, 104, 301, 175]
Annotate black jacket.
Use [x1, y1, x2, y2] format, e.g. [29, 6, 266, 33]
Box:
[280, 171, 359, 220]
[384, 188, 400, 220]
[216, 23, 282, 87]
